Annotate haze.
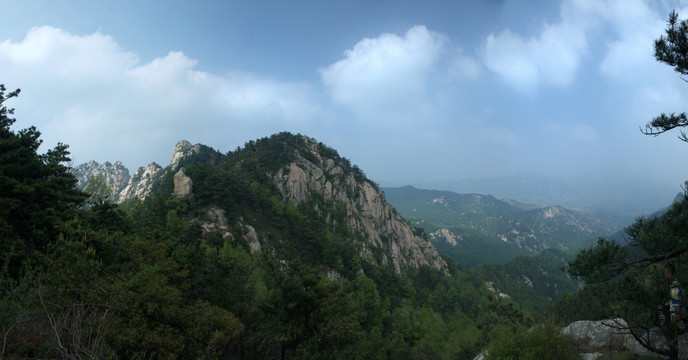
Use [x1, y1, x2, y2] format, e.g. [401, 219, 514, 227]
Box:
[2, 0, 687, 216]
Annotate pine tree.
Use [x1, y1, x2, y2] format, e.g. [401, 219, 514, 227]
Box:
[642, 10, 688, 142]
[0, 84, 87, 274]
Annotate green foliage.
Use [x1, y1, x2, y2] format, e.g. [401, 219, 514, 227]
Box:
[568, 237, 627, 283]
[473, 250, 579, 313]
[486, 320, 578, 360]
[83, 174, 113, 207]
[0, 84, 87, 276]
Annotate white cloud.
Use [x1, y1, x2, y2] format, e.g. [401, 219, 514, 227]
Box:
[448, 47, 481, 79]
[480, 0, 597, 93]
[0, 26, 320, 169]
[319, 25, 447, 115]
[598, 0, 666, 80]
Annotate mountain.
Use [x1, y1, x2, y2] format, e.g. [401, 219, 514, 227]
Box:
[75, 134, 447, 275]
[382, 185, 621, 268]
[416, 173, 679, 221]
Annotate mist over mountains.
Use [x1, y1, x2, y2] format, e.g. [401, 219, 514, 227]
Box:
[410, 172, 681, 221]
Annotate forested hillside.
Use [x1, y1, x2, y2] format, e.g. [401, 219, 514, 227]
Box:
[383, 185, 619, 268]
[1, 85, 540, 359]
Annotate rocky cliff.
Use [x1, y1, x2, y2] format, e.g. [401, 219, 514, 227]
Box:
[272, 136, 447, 274]
[75, 140, 202, 204]
[72, 160, 131, 200]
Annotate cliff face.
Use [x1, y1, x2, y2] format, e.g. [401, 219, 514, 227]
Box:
[72, 160, 131, 200]
[117, 162, 164, 202]
[116, 140, 201, 203]
[272, 136, 447, 274]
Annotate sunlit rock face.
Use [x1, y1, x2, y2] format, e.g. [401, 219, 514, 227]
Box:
[173, 169, 193, 199]
[117, 162, 164, 203]
[72, 160, 131, 201]
[272, 135, 448, 274]
[171, 140, 201, 171]
[113, 140, 201, 203]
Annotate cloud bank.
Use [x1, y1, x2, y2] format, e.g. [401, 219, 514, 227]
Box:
[0, 26, 319, 169]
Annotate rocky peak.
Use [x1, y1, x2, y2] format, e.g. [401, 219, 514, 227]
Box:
[272, 136, 448, 274]
[117, 162, 163, 203]
[171, 140, 201, 171]
[72, 160, 131, 198]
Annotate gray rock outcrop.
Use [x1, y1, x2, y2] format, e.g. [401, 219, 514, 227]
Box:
[114, 140, 201, 203]
[561, 318, 688, 359]
[173, 169, 193, 199]
[117, 162, 164, 203]
[171, 140, 201, 171]
[272, 136, 447, 274]
[72, 160, 131, 200]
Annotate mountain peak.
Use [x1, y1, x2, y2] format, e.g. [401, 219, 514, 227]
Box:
[171, 140, 201, 170]
[270, 135, 447, 274]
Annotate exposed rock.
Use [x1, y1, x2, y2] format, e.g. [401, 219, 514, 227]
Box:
[327, 270, 341, 282]
[72, 160, 131, 200]
[117, 162, 164, 203]
[200, 207, 233, 241]
[562, 319, 636, 350]
[114, 141, 203, 203]
[171, 140, 201, 171]
[561, 318, 688, 359]
[240, 222, 262, 254]
[272, 136, 447, 274]
[173, 169, 193, 199]
[431, 228, 461, 246]
[472, 352, 486, 360]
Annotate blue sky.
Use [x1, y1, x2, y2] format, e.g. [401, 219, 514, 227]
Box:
[2, 0, 688, 213]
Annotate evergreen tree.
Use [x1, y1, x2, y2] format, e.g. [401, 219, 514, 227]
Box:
[643, 10, 688, 142]
[0, 84, 87, 274]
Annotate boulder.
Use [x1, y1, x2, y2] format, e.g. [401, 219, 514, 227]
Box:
[173, 169, 193, 199]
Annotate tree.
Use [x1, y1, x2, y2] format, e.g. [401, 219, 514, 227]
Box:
[642, 10, 688, 142]
[0, 85, 87, 279]
[83, 174, 113, 207]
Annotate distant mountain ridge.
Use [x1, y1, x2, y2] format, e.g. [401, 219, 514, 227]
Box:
[415, 173, 679, 220]
[382, 185, 622, 268]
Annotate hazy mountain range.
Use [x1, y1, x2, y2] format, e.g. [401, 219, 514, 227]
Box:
[382, 185, 625, 269]
[410, 173, 681, 221]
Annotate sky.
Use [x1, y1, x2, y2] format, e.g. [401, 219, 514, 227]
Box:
[2, 0, 688, 215]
